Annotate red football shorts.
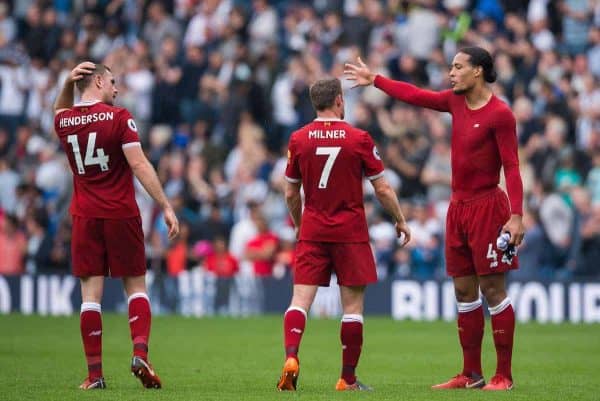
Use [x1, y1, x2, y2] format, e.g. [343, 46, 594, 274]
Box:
[293, 241, 377, 286]
[71, 215, 146, 278]
[445, 187, 519, 277]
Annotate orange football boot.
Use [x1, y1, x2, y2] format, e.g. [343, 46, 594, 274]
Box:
[277, 357, 299, 391]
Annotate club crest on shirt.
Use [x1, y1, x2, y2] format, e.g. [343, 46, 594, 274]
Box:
[127, 118, 138, 132]
[373, 145, 381, 160]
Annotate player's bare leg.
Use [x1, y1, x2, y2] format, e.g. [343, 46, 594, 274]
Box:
[480, 273, 514, 390]
[335, 285, 372, 391]
[433, 275, 486, 389]
[277, 284, 318, 391]
[79, 276, 106, 389]
[124, 276, 161, 389]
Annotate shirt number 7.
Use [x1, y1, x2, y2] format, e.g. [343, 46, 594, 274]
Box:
[315, 146, 341, 189]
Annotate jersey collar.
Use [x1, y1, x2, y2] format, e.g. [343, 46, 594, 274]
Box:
[314, 117, 343, 122]
[73, 99, 101, 107]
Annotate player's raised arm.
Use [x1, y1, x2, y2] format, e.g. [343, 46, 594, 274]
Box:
[370, 176, 411, 247]
[53, 61, 96, 114]
[123, 145, 180, 240]
[344, 57, 451, 112]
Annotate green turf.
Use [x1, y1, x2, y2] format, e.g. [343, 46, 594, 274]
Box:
[0, 314, 598, 400]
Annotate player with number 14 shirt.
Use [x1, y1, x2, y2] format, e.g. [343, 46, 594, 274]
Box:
[55, 96, 140, 219]
[53, 62, 178, 391]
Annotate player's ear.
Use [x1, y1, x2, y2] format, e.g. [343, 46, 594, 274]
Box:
[95, 74, 103, 89]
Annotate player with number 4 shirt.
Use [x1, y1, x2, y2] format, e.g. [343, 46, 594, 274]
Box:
[345, 47, 525, 391]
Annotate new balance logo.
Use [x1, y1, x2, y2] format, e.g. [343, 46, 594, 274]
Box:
[89, 330, 102, 336]
[290, 328, 303, 334]
[129, 316, 139, 323]
[473, 123, 480, 128]
[493, 329, 505, 335]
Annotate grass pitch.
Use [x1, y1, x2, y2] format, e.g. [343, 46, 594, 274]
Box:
[0, 314, 597, 400]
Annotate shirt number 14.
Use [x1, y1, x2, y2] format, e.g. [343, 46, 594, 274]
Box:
[67, 132, 110, 174]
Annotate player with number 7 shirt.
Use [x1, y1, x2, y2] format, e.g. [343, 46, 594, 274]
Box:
[277, 78, 411, 392]
[53, 62, 179, 390]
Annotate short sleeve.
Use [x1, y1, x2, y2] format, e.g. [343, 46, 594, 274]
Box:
[284, 133, 301, 183]
[360, 132, 385, 180]
[53, 110, 68, 136]
[119, 109, 141, 148]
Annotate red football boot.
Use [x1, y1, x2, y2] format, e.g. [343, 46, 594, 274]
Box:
[131, 356, 162, 389]
[79, 376, 106, 390]
[432, 373, 485, 389]
[482, 374, 513, 390]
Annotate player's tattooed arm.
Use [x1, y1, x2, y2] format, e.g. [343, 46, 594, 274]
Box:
[53, 61, 96, 113]
[284, 181, 302, 237]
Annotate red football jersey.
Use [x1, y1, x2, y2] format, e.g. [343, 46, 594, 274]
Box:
[374, 75, 523, 214]
[285, 118, 384, 242]
[54, 100, 141, 218]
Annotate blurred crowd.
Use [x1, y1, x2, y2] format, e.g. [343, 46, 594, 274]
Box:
[1, 0, 600, 310]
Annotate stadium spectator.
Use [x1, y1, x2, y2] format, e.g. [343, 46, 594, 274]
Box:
[142, 1, 181, 58]
[53, 62, 179, 390]
[205, 235, 238, 315]
[345, 46, 524, 390]
[276, 78, 410, 391]
[0, 213, 26, 275]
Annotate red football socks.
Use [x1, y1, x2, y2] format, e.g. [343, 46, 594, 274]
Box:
[283, 306, 307, 361]
[80, 302, 103, 380]
[128, 293, 151, 360]
[489, 298, 515, 380]
[457, 299, 484, 377]
[340, 314, 363, 385]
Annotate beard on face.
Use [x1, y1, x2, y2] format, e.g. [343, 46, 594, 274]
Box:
[103, 93, 115, 105]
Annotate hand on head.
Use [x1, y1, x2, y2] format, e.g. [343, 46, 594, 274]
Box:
[69, 61, 96, 83]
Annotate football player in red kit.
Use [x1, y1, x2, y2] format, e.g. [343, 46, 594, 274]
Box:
[345, 46, 525, 391]
[54, 62, 179, 390]
[276, 78, 411, 391]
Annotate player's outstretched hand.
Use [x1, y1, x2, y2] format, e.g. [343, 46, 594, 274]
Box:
[502, 214, 525, 247]
[164, 206, 180, 240]
[344, 57, 376, 88]
[395, 220, 411, 247]
[69, 61, 96, 83]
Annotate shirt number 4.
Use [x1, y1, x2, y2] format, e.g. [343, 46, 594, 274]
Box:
[67, 132, 110, 174]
